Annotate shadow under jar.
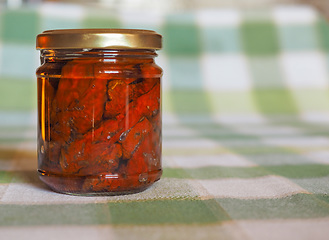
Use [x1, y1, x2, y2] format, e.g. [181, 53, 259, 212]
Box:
[36, 29, 163, 195]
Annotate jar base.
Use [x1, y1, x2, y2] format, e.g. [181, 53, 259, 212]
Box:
[38, 169, 162, 196]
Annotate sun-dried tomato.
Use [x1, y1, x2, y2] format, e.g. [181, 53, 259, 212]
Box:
[37, 49, 162, 195]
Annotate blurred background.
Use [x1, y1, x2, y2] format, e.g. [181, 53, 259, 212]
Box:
[1, 0, 329, 128]
[2, 1, 329, 235]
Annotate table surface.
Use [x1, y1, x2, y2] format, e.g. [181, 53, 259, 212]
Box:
[1, 3, 329, 240]
[1, 115, 329, 240]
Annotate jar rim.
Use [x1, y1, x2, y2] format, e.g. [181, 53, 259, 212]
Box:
[36, 29, 162, 50]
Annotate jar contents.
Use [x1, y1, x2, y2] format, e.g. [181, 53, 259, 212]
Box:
[37, 52, 162, 195]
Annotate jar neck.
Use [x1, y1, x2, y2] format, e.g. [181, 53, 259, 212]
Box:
[40, 49, 157, 64]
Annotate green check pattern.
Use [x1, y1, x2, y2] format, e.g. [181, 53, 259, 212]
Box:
[1, 3, 329, 240]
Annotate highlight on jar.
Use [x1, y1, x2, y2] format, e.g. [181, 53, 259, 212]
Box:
[36, 29, 163, 196]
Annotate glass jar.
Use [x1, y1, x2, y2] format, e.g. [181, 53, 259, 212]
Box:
[36, 29, 162, 195]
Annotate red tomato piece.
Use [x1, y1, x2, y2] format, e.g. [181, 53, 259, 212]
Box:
[104, 79, 129, 118]
[119, 117, 153, 159]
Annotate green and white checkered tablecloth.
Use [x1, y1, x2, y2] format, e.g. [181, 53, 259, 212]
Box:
[1, 2, 329, 239]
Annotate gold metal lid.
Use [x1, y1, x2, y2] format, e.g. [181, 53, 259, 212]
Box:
[36, 29, 162, 50]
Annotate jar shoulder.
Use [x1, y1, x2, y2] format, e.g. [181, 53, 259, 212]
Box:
[37, 60, 162, 78]
[36, 61, 67, 76]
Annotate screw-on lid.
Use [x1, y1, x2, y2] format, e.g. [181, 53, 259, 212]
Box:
[36, 29, 162, 50]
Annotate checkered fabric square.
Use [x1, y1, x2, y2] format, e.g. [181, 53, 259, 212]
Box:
[1, 3, 329, 240]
